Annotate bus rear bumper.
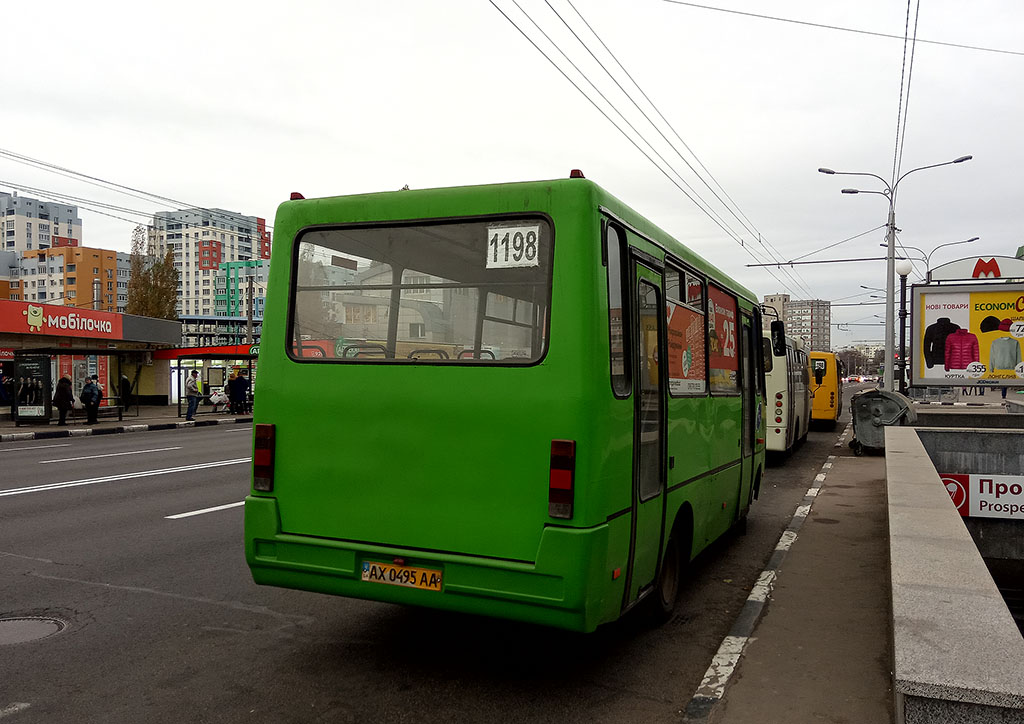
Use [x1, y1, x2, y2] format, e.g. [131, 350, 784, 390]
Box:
[244, 495, 618, 632]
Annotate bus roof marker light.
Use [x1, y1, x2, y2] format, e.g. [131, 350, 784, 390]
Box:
[569, 169, 585, 178]
[549, 440, 576, 519]
[289, 192, 305, 200]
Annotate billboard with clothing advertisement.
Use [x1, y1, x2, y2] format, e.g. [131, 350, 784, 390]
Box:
[911, 282, 1024, 387]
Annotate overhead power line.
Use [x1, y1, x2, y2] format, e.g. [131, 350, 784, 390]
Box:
[490, 0, 816, 298]
[661, 0, 1024, 57]
[787, 225, 887, 263]
[550, 0, 817, 299]
[0, 147, 272, 233]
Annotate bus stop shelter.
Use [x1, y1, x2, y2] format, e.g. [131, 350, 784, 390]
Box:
[157, 347, 258, 418]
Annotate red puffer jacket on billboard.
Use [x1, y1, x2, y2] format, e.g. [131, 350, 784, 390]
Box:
[944, 329, 980, 371]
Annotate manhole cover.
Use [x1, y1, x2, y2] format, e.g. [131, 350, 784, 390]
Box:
[0, 617, 66, 645]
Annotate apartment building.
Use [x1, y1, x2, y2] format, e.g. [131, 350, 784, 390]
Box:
[762, 293, 789, 328]
[1, 191, 82, 252]
[5, 246, 118, 312]
[148, 208, 271, 320]
[215, 259, 269, 319]
[116, 251, 131, 312]
[761, 294, 832, 351]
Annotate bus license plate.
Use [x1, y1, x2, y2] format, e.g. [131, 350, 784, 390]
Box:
[361, 561, 442, 592]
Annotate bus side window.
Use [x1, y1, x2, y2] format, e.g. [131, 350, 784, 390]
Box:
[605, 224, 631, 398]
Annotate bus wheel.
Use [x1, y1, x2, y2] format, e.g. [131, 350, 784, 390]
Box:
[645, 535, 681, 624]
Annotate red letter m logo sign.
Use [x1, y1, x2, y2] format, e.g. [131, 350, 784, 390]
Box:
[972, 258, 1001, 278]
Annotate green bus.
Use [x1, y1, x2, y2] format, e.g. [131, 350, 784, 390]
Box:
[245, 175, 766, 632]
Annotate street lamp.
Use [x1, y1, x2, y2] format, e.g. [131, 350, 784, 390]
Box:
[878, 236, 979, 278]
[895, 258, 914, 395]
[818, 155, 972, 392]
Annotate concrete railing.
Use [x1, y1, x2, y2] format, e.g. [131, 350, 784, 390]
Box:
[884, 426, 1024, 724]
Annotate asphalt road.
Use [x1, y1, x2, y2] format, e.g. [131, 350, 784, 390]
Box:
[0, 391, 858, 724]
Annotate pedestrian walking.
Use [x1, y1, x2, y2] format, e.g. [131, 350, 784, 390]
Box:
[52, 375, 75, 426]
[119, 374, 135, 411]
[81, 375, 102, 425]
[185, 370, 201, 421]
[226, 371, 238, 414]
[230, 369, 251, 415]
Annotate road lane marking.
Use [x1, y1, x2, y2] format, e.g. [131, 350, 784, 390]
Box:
[0, 704, 31, 719]
[165, 501, 245, 519]
[222, 427, 253, 433]
[2, 443, 72, 452]
[0, 458, 250, 498]
[39, 446, 182, 464]
[684, 453, 838, 720]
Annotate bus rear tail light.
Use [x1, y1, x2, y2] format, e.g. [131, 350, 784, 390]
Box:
[253, 424, 276, 492]
[549, 439, 576, 519]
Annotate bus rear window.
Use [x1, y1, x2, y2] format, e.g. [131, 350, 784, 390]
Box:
[289, 218, 553, 364]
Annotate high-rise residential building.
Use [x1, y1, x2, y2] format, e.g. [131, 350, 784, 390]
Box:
[215, 259, 269, 319]
[5, 246, 118, 312]
[762, 293, 789, 329]
[116, 251, 132, 312]
[783, 298, 831, 351]
[761, 294, 831, 351]
[1, 191, 83, 252]
[148, 207, 271, 320]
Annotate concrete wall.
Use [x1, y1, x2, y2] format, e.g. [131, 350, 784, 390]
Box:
[914, 408, 1024, 430]
[916, 428, 1024, 476]
[884, 427, 1024, 723]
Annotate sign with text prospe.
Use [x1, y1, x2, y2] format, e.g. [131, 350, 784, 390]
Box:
[941, 474, 1024, 519]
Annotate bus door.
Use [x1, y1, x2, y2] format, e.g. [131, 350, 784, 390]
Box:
[624, 261, 666, 607]
[737, 313, 757, 514]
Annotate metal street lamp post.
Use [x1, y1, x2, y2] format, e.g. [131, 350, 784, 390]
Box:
[878, 236, 979, 279]
[895, 258, 914, 395]
[818, 155, 972, 392]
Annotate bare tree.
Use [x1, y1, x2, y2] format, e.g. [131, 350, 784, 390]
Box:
[125, 225, 179, 320]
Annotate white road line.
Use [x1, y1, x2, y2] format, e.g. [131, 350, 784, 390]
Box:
[0, 458, 250, 498]
[221, 427, 253, 433]
[165, 501, 245, 519]
[775, 529, 798, 552]
[685, 452, 837, 718]
[747, 570, 777, 603]
[38, 446, 182, 464]
[692, 636, 749, 701]
[0, 703, 31, 719]
[2, 443, 72, 452]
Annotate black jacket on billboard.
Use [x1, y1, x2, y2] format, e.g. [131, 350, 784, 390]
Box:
[923, 317, 960, 369]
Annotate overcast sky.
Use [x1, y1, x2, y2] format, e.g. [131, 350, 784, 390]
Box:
[3, 0, 1022, 347]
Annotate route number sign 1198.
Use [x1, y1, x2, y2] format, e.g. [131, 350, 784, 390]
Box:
[486, 225, 540, 269]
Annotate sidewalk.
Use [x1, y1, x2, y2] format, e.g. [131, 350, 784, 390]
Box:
[0, 403, 252, 441]
[708, 449, 893, 723]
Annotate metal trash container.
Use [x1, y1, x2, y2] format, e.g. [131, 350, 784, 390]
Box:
[849, 389, 917, 455]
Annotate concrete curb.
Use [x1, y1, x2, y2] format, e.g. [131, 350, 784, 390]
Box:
[0, 417, 253, 442]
